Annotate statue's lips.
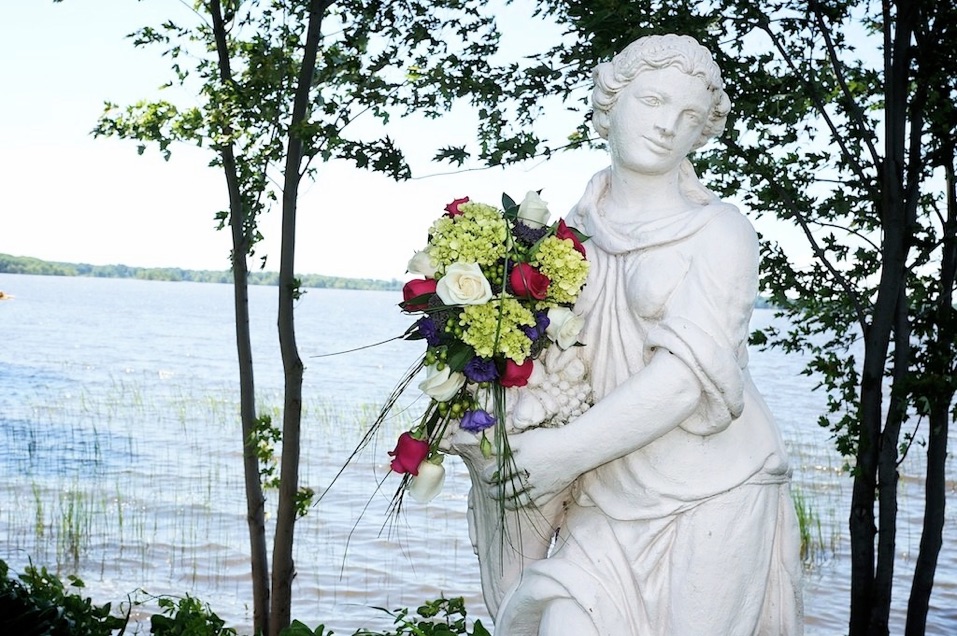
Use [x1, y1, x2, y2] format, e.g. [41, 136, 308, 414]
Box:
[642, 136, 673, 152]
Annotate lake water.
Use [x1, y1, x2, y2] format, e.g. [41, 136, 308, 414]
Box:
[0, 273, 955, 634]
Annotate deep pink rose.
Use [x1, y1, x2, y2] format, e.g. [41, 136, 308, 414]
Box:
[389, 432, 430, 475]
[556, 219, 586, 257]
[444, 197, 470, 217]
[401, 278, 437, 311]
[509, 263, 550, 300]
[500, 359, 534, 388]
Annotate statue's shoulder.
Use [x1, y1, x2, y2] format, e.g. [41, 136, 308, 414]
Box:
[699, 200, 758, 246]
[566, 168, 611, 228]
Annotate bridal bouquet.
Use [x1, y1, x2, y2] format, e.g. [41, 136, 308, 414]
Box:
[386, 191, 590, 505]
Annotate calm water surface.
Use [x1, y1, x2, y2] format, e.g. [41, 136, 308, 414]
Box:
[1, 273, 955, 634]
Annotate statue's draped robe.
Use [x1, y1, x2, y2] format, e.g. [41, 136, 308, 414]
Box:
[495, 170, 804, 635]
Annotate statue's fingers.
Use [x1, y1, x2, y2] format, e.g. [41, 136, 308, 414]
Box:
[503, 485, 534, 510]
[487, 474, 528, 500]
[487, 481, 520, 501]
[482, 464, 501, 484]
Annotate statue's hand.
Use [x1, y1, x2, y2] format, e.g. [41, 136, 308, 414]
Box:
[483, 427, 578, 510]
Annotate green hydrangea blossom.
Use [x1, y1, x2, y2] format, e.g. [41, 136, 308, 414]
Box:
[428, 203, 508, 275]
[460, 298, 535, 363]
[533, 236, 590, 304]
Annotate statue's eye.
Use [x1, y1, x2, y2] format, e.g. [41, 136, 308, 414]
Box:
[684, 111, 703, 124]
[640, 96, 661, 107]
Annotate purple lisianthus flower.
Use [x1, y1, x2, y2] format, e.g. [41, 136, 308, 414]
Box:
[460, 409, 497, 433]
[522, 310, 551, 341]
[463, 357, 498, 383]
[416, 316, 441, 346]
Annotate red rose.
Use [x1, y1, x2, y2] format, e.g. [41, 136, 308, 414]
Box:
[389, 432, 430, 475]
[444, 197, 470, 217]
[500, 359, 534, 388]
[556, 219, 586, 257]
[401, 278, 437, 311]
[509, 263, 550, 300]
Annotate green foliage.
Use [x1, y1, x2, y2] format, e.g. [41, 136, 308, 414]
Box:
[294, 486, 315, 520]
[352, 597, 490, 636]
[0, 559, 129, 636]
[279, 597, 490, 636]
[0, 560, 482, 636]
[251, 413, 283, 491]
[248, 412, 314, 517]
[289, 277, 305, 301]
[279, 620, 334, 635]
[150, 595, 238, 636]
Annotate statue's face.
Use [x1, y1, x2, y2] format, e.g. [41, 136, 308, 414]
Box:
[607, 65, 712, 176]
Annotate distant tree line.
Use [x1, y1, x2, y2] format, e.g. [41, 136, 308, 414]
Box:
[0, 253, 401, 291]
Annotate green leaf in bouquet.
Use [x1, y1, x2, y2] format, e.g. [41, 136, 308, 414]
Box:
[399, 292, 437, 312]
[567, 225, 591, 244]
[446, 341, 476, 372]
[501, 192, 518, 219]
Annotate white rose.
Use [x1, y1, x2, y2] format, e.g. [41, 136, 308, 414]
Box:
[419, 364, 466, 402]
[517, 191, 550, 228]
[407, 249, 438, 278]
[435, 262, 493, 306]
[408, 459, 446, 503]
[546, 306, 585, 349]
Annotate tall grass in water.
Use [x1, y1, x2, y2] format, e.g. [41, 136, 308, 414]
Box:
[780, 418, 847, 571]
[31, 483, 44, 542]
[792, 487, 826, 565]
[3, 377, 403, 580]
[56, 487, 92, 569]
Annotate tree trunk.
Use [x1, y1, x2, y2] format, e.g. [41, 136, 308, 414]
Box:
[873, 289, 909, 630]
[231, 199, 270, 635]
[849, 361, 881, 636]
[848, 3, 916, 634]
[905, 404, 949, 636]
[906, 159, 957, 634]
[209, 1, 271, 632]
[269, 3, 327, 633]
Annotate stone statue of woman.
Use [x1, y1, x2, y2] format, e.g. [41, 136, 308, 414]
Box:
[474, 34, 804, 635]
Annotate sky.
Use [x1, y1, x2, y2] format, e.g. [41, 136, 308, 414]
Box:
[1, 1, 804, 281]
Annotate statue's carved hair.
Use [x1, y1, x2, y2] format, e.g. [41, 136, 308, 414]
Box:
[592, 34, 731, 149]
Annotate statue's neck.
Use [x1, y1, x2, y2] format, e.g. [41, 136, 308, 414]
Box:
[603, 166, 687, 224]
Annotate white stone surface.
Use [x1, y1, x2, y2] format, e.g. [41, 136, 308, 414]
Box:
[451, 34, 804, 635]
